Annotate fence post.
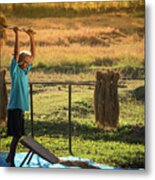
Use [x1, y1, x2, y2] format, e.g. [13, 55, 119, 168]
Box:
[30, 83, 34, 138]
[68, 84, 73, 155]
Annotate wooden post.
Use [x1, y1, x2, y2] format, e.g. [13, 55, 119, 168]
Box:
[0, 38, 2, 69]
[94, 70, 120, 130]
[0, 69, 7, 127]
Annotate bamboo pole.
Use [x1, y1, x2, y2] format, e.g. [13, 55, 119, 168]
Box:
[1, 25, 36, 35]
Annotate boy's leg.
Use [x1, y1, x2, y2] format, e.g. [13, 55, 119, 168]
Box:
[6, 135, 21, 166]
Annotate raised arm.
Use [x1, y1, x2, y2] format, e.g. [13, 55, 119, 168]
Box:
[26, 29, 35, 64]
[13, 27, 19, 62]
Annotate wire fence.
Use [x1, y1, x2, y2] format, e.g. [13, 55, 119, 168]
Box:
[0, 78, 144, 155]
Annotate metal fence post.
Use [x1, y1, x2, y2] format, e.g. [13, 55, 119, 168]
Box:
[30, 83, 34, 138]
[68, 84, 73, 155]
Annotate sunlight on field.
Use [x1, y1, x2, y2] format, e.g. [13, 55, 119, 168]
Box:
[0, 1, 145, 168]
[1, 13, 144, 82]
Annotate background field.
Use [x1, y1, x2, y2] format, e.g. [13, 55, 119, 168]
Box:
[0, 1, 145, 168]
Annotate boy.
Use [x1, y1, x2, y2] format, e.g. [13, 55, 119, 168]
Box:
[6, 26, 35, 167]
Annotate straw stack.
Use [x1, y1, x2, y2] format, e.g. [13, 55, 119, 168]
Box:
[94, 70, 120, 130]
[0, 70, 7, 127]
[0, 12, 7, 50]
[0, 12, 7, 127]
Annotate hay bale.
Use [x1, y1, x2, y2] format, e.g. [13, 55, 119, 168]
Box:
[0, 69, 7, 127]
[94, 70, 119, 130]
[0, 12, 7, 69]
[0, 13, 7, 127]
[0, 12, 7, 40]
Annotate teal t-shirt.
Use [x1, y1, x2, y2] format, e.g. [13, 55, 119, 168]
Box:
[7, 58, 32, 111]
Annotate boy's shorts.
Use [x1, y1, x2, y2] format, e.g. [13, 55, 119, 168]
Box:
[7, 109, 25, 137]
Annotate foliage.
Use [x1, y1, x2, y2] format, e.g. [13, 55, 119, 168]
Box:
[0, 81, 144, 168]
[0, 1, 144, 18]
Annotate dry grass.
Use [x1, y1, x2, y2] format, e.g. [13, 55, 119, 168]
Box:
[2, 40, 144, 67]
[1, 5, 145, 167]
[1, 13, 144, 81]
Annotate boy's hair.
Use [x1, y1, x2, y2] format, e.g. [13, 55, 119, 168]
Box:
[18, 50, 31, 64]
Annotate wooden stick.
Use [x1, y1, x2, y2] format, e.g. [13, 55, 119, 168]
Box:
[0, 39, 2, 69]
[1, 25, 36, 35]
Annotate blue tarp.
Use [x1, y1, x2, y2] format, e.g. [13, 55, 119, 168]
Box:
[0, 152, 120, 169]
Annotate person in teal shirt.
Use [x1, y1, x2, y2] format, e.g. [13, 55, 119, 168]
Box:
[7, 57, 32, 111]
[6, 26, 35, 167]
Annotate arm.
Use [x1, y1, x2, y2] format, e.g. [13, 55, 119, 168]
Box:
[26, 29, 35, 64]
[13, 27, 19, 62]
[30, 35, 35, 62]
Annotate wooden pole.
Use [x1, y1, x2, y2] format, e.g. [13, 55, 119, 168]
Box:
[0, 39, 2, 69]
[2, 25, 36, 35]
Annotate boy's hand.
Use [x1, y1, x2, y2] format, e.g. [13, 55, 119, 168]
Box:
[13, 26, 19, 34]
[25, 29, 35, 37]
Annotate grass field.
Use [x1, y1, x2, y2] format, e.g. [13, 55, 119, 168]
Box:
[0, 80, 145, 168]
[2, 9, 144, 81]
[0, 2, 145, 168]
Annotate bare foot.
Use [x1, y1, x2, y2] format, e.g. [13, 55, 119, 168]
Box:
[10, 162, 15, 167]
[6, 157, 15, 167]
[6, 157, 11, 163]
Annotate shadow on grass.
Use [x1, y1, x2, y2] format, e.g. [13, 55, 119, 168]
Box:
[32, 62, 89, 74]
[24, 119, 144, 144]
[31, 61, 144, 79]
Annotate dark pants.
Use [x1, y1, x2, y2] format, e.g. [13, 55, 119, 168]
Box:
[7, 109, 25, 137]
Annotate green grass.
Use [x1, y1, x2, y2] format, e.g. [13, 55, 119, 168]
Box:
[0, 3, 145, 168]
[0, 80, 145, 168]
